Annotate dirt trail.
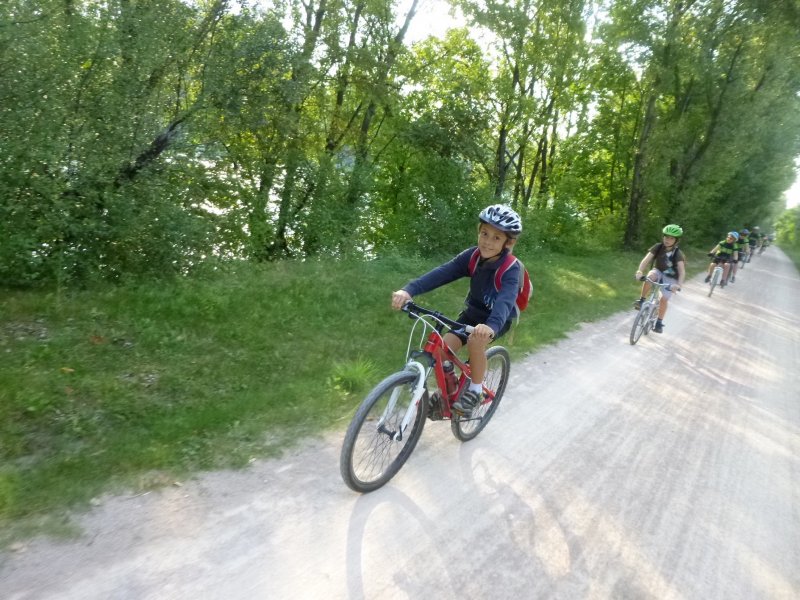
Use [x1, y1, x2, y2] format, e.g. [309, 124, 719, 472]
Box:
[2, 248, 799, 600]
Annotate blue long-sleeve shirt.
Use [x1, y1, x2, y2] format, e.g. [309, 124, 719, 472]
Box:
[402, 246, 521, 335]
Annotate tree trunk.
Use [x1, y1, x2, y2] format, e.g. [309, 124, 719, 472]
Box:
[624, 91, 658, 249]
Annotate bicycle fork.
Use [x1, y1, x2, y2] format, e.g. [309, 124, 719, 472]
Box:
[377, 361, 426, 442]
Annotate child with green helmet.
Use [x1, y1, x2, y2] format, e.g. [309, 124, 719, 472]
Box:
[633, 224, 686, 334]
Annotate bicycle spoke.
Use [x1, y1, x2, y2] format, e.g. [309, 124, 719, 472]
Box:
[340, 371, 426, 493]
[451, 346, 510, 441]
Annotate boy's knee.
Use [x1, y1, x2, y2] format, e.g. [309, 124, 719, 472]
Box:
[443, 332, 464, 350]
[466, 336, 489, 352]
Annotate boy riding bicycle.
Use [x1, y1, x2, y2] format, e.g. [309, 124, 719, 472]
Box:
[738, 229, 750, 265]
[633, 224, 686, 334]
[704, 231, 739, 287]
[391, 204, 523, 415]
[729, 231, 744, 282]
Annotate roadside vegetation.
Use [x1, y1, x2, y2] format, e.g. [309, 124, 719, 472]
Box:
[779, 244, 800, 268]
[1, 249, 710, 545]
[775, 207, 800, 267]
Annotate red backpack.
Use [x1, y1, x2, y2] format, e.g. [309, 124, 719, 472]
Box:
[467, 249, 533, 317]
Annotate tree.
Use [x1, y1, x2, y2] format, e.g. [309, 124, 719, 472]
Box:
[0, 0, 230, 284]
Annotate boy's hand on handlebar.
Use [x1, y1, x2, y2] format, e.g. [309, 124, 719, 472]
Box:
[470, 324, 494, 342]
[635, 269, 643, 280]
[391, 290, 412, 310]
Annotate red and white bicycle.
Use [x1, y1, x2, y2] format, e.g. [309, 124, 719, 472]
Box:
[339, 302, 510, 493]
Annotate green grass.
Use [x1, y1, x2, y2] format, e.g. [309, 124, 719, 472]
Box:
[0, 249, 706, 545]
[778, 243, 800, 270]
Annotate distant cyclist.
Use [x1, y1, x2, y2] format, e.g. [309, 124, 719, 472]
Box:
[729, 231, 745, 282]
[704, 231, 739, 287]
[757, 227, 770, 253]
[738, 228, 751, 265]
[749, 226, 762, 255]
[633, 224, 686, 334]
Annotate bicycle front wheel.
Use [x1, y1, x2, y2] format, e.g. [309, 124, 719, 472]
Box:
[340, 370, 426, 493]
[629, 304, 651, 345]
[451, 346, 510, 442]
[709, 269, 720, 297]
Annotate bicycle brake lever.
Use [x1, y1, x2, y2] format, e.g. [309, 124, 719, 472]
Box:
[452, 326, 476, 337]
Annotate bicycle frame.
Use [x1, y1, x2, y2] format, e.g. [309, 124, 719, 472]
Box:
[420, 331, 472, 420]
[402, 305, 478, 420]
[381, 304, 499, 440]
[642, 276, 673, 303]
[708, 263, 724, 296]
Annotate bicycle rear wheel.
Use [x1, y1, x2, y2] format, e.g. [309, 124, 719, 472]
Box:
[340, 370, 426, 493]
[629, 303, 651, 345]
[451, 346, 510, 442]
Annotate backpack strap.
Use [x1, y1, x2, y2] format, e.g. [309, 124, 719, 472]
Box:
[494, 254, 519, 292]
[468, 248, 481, 276]
[468, 249, 518, 293]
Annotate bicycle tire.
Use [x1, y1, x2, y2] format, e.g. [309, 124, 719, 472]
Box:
[340, 370, 426, 493]
[644, 305, 656, 334]
[629, 303, 650, 345]
[709, 268, 720, 297]
[451, 346, 510, 442]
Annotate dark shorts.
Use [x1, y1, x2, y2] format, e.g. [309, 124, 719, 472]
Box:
[712, 256, 731, 264]
[451, 311, 512, 345]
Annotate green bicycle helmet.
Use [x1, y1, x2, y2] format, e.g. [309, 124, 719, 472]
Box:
[662, 224, 683, 237]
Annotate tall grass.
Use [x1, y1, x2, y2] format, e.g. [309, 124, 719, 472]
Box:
[0, 249, 704, 543]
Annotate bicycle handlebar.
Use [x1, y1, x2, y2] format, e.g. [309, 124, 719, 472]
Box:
[638, 276, 678, 291]
[402, 301, 475, 334]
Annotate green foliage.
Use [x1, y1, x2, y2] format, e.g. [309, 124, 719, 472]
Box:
[776, 207, 800, 248]
[1, 0, 799, 286]
[0, 0, 230, 285]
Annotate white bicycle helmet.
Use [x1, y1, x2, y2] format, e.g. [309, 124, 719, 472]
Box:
[479, 204, 523, 237]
